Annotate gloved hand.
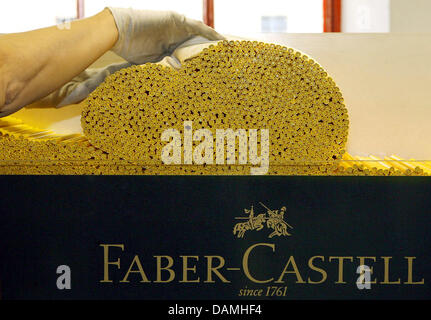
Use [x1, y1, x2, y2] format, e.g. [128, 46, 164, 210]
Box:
[107, 7, 225, 64]
[25, 62, 131, 108]
[28, 36, 218, 108]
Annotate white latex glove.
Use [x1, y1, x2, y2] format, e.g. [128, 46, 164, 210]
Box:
[26, 62, 131, 108]
[107, 7, 225, 64]
[29, 36, 218, 108]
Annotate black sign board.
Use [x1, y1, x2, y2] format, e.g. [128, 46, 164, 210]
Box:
[0, 176, 430, 300]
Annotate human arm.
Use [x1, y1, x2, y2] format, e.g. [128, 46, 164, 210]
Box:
[0, 8, 119, 117]
[0, 8, 224, 117]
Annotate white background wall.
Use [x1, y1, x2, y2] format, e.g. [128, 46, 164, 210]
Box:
[84, 0, 203, 22]
[391, 0, 431, 32]
[0, 0, 322, 34]
[0, 0, 203, 33]
[342, 0, 431, 33]
[214, 0, 323, 34]
[0, 0, 76, 33]
[3, 0, 431, 34]
[342, 0, 390, 32]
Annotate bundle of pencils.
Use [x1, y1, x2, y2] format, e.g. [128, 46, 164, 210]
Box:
[81, 40, 349, 174]
[0, 41, 428, 176]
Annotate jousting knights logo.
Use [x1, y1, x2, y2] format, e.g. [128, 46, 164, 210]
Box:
[233, 202, 293, 238]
